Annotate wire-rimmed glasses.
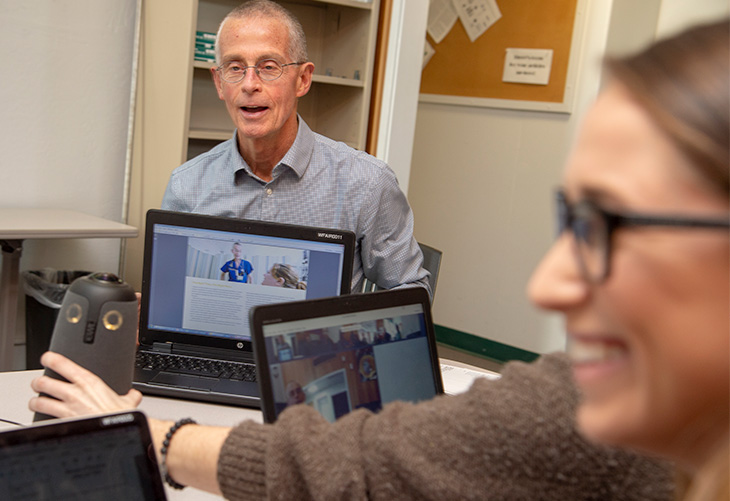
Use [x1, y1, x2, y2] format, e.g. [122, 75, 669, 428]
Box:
[215, 59, 305, 83]
[555, 189, 730, 283]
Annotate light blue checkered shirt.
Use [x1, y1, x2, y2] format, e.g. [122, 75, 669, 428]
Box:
[162, 118, 430, 296]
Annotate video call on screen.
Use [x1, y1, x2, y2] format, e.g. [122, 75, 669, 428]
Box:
[147, 225, 346, 342]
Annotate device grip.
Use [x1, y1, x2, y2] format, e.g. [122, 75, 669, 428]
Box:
[32, 273, 138, 422]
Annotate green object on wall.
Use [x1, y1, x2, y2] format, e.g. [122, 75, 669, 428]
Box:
[435, 324, 539, 365]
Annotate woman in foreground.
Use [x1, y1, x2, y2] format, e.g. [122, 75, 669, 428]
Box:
[528, 19, 729, 500]
[29, 20, 728, 500]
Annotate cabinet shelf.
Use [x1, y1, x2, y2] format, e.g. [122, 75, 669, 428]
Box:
[313, 74, 365, 87]
[193, 59, 215, 70]
[309, 0, 373, 10]
[188, 128, 232, 141]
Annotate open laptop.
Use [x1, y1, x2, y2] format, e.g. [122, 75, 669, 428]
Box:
[0, 411, 167, 500]
[134, 209, 355, 407]
[250, 287, 444, 423]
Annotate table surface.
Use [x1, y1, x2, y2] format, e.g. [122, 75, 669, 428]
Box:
[0, 359, 499, 500]
[0, 208, 138, 240]
[0, 369, 262, 501]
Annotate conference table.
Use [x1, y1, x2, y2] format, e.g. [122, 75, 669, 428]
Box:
[0, 359, 498, 500]
[0, 209, 138, 371]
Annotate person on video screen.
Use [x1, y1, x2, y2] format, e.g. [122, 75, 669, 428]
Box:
[220, 242, 253, 283]
[262, 263, 305, 289]
[285, 381, 306, 407]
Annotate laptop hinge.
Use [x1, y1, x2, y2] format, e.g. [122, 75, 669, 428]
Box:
[152, 342, 172, 353]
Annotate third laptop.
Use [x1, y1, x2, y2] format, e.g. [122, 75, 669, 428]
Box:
[250, 287, 444, 423]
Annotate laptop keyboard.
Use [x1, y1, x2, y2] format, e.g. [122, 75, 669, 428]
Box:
[135, 351, 257, 382]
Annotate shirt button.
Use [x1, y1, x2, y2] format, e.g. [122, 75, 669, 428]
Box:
[265, 188, 273, 196]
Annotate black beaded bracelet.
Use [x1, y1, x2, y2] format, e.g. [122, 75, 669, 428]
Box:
[160, 417, 197, 490]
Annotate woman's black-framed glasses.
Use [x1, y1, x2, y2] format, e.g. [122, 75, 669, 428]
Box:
[555, 189, 730, 283]
[216, 59, 305, 83]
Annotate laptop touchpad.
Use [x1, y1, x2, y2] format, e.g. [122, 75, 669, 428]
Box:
[151, 372, 215, 390]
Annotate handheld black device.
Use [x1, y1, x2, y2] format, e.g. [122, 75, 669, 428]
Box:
[33, 272, 138, 421]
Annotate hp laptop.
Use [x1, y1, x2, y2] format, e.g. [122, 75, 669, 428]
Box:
[250, 287, 444, 423]
[134, 209, 355, 407]
[0, 411, 167, 500]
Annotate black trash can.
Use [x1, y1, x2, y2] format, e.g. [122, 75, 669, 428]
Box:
[22, 269, 91, 369]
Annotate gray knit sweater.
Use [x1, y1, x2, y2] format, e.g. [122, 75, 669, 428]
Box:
[218, 353, 674, 500]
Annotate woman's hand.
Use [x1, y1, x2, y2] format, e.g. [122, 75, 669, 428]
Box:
[29, 351, 142, 418]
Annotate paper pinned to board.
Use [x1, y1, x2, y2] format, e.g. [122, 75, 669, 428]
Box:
[452, 0, 502, 43]
[440, 363, 501, 395]
[503, 48, 554, 85]
[427, 0, 459, 44]
[423, 40, 436, 68]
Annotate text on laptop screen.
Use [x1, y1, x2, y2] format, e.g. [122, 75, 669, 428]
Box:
[0, 417, 164, 500]
[260, 303, 438, 422]
[147, 223, 348, 343]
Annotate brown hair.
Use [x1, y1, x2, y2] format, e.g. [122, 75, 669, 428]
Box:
[606, 19, 729, 197]
[270, 263, 306, 290]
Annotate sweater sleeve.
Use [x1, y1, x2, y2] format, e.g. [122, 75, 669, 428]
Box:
[217, 353, 674, 500]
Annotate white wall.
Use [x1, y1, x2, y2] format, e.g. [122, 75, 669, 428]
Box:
[375, 0, 428, 196]
[604, 0, 662, 58]
[655, 0, 729, 38]
[0, 1, 137, 347]
[408, 1, 616, 355]
[408, 0, 728, 355]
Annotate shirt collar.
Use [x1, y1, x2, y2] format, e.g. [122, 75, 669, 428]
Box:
[231, 116, 315, 181]
[278, 116, 314, 179]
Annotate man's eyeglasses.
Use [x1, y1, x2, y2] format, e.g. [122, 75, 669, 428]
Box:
[215, 59, 305, 83]
[556, 189, 730, 283]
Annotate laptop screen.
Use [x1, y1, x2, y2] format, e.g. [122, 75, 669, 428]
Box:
[0, 411, 166, 500]
[140, 210, 355, 350]
[251, 288, 443, 423]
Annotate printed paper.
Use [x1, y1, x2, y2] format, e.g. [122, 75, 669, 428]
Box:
[452, 0, 502, 43]
[427, 0, 459, 44]
[502, 48, 554, 85]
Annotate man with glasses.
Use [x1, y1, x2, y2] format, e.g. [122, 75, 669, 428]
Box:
[161, 0, 430, 297]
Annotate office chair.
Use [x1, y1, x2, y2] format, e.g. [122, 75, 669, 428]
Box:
[361, 242, 443, 299]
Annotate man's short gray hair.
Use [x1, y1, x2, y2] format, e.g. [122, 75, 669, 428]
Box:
[215, 0, 308, 65]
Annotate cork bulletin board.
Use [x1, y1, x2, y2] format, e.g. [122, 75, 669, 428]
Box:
[420, 0, 586, 113]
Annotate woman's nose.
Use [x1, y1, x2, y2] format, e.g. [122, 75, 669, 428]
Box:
[527, 234, 589, 312]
